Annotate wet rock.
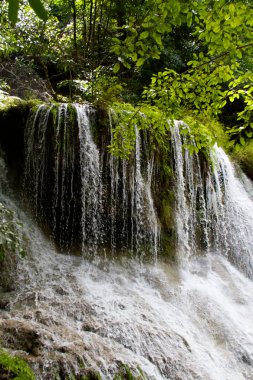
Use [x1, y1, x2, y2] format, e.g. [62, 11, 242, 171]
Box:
[54, 285, 69, 296]
[241, 353, 253, 366]
[77, 367, 101, 379]
[0, 250, 18, 293]
[0, 298, 10, 311]
[0, 320, 42, 355]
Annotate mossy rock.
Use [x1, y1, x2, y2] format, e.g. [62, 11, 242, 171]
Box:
[233, 142, 253, 181]
[113, 364, 146, 380]
[0, 93, 41, 114]
[0, 202, 27, 292]
[0, 349, 35, 380]
[0, 97, 42, 188]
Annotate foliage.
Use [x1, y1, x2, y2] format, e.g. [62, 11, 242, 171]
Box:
[0, 80, 10, 93]
[0, 0, 252, 151]
[0, 349, 35, 380]
[140, 0, 253, 148]
[58, 68, 125, 106]
[0, 201, 26, 261]
[110, 0, 194, 72]
[225, 71, 253, 148]
[182, 114, 230, 153]
[108, 102, 170, 158]
[232, 141, 253, 180]
[108, 102, 226, 159]
[7, 0, 48, 25]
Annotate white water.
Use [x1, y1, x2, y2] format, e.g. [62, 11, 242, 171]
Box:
[207, 146, 253, 276]
[103, 110, 160, 257]
[171, 121, 253, 278]
[76, 104, 104, 248]
[23, 104, 159, 256]
[1, 116, 253, 379]
[1, 214, 253, 379]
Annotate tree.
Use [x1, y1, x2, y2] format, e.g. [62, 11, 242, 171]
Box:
[1, 0, 252, 151]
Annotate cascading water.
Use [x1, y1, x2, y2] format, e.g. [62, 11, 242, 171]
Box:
[171, 120, 253, 278]
[207, 146, 253, 275]
[1, 109, 253, 379]
[23, 104, 160, 256]
[76, 104, 104, 249]
[106, 111, 160, 258]
[24, 103, 81, 250]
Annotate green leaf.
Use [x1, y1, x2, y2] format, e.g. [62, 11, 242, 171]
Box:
[223, 39, 230, 49]
[8, 0, 19, 25]
[236, 49, 242, 59]
[113, 62, 120, 73]
[131, 52, 137, 62]
[136, 57, 146, 67]
[187, 12, 192, 27]
[240, 136, 245, 145]
[152, 33, 162, 46]
[229, 3, 235, 14]
[139, 31, 149, 40]
[27, 0, 48, 21]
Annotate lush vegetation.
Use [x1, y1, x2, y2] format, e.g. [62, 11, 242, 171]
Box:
[0, 0, 252, 156]
[232, 141, 253, 179]
[0, 351, 145, 380]
[0, 349, 35, 380]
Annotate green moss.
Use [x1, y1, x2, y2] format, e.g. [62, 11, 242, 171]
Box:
[79, 374, 101, 380]
[0, 95, 23, 113]
[0, 95, 42, 115]
[160, 198, 174, 230]
[0, 350, 35, 380]
[232, 141, 253, 180]
[0, 202, 27, 261]
[64, 369, 101, 380]
[59, 364, 146, 380]
[113, 365, 146, 380]
[67, 104, 78, 128]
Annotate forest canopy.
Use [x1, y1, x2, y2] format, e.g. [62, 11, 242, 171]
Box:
[0, 0, 252, 154]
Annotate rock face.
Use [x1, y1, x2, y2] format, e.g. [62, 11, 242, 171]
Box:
[1, 102, 174, 258]
[0, 200, 27, 293]
[233, 143, 253, 182]
[1, 102, 253, 267]
[1, 102, 253, 380]
[0, 99, 30, 187]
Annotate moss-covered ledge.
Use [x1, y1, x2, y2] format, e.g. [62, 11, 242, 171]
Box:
[0, 349, 35, 380]
[0, 94, 42, 188]
[232, 142, 253, 181]
[0, 201, 28, 293]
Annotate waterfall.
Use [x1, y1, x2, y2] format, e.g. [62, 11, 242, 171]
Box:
[1, 112, 253, 380]
[171, 121, 209, 261]
[24, 103, 81, 250]
[23, 104, 160, 257]
[207, 146, 253, 276]
[75, 104, 104, 250]
[171, 121, 253, 277]
[105, 112, 160, 257]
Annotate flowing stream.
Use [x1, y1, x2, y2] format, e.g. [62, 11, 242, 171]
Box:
[0, 110, 253, 379]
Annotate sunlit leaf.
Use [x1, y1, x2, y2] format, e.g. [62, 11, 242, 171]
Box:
[8, 0, 19, 25]
[113, 62, 120, 73]
[28, 0, 48, 21]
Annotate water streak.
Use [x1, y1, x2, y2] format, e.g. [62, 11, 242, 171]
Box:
[23, 104, 160, 257]
[171, 121, 253, 277]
